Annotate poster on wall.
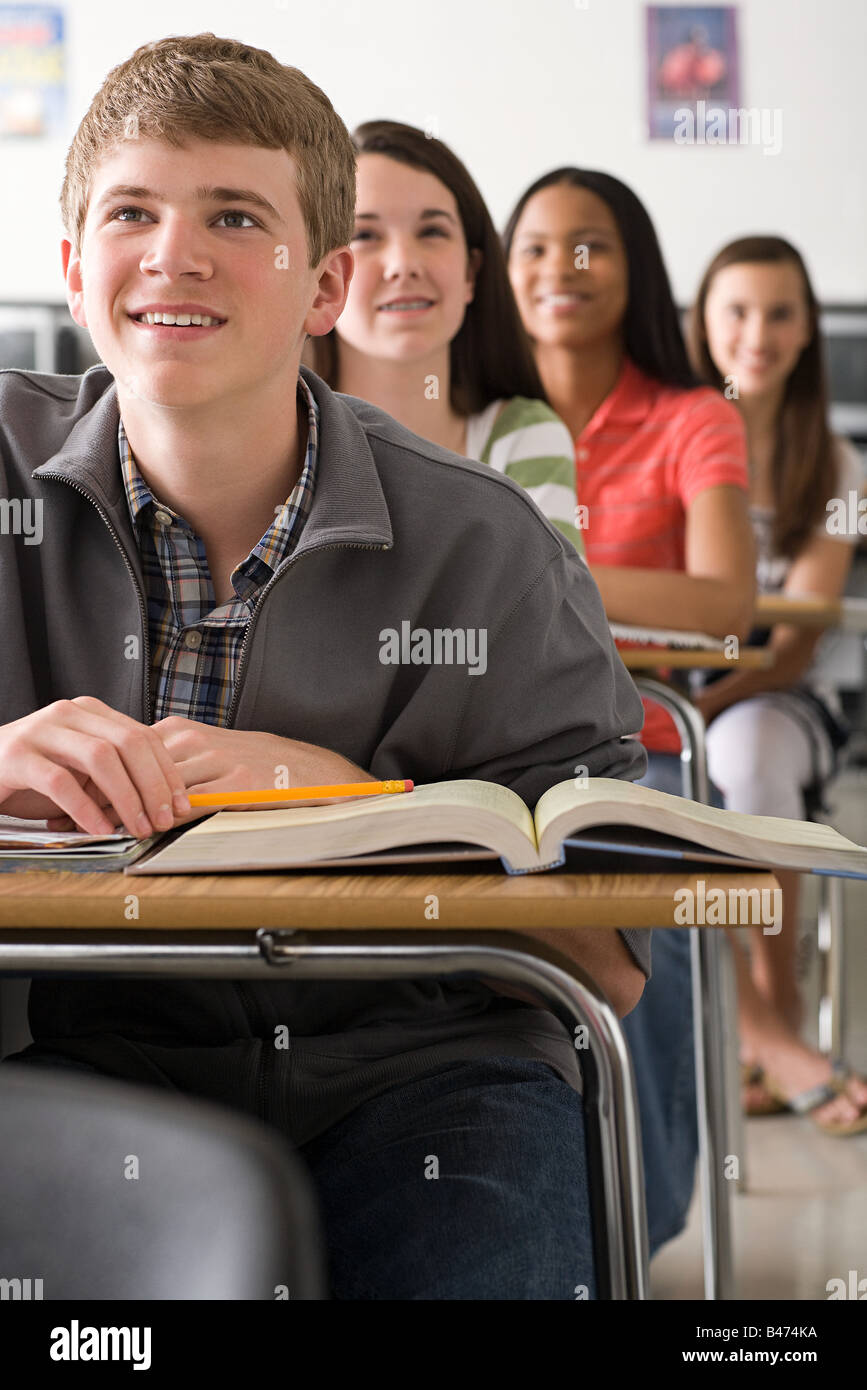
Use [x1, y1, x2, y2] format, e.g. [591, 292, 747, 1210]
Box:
[646, 5, 740, 141]
[0, 5, 65, 137]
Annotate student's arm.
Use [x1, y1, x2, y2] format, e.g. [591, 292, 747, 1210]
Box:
[589, 483, 756, 640]
[495, 927, 646, 1017]
[495, 406, 586, 557]
[1, 699, 378, 833]
[694, 528, 858, 723]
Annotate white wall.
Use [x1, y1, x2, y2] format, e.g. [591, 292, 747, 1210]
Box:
[2, 0, 865, 306]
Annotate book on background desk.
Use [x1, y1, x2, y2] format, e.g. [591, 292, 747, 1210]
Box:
[114, 777, 867, 879]
[609, 622, 727, 649]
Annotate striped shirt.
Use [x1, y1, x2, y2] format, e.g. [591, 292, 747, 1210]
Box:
[118, 376, 320, 726]
[575, 358, 748, 751]
[465, 396, 585, 554]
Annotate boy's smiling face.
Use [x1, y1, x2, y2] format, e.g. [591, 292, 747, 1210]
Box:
[63, 136, 348, 411]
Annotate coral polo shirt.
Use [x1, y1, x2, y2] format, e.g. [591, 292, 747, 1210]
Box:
[575, 358, 749, 752]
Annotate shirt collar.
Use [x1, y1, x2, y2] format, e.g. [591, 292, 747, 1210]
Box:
[579, 357, 658, 438]
[117, 374, 320, 544]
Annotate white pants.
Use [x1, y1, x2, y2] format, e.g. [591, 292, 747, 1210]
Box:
[704, 692, 835, 821]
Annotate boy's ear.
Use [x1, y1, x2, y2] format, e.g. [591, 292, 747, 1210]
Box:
[62, 239, 88, 329]
[465, 247, 483, 304]
[303, 246, 354, 338]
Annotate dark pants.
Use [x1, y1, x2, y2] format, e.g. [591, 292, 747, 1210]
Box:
[6, 1050, 597, 1300]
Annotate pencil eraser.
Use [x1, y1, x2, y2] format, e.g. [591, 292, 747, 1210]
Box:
[404, 779, 415, 792]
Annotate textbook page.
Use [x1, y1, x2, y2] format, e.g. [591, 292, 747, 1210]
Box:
[533, 777, 867, 876]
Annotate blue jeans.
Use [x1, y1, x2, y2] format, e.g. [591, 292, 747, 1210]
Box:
[7, 1051, 596, 1299]
[622, 752, 724, 1251]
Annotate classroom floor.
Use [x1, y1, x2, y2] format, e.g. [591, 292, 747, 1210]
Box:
[650, 763, 867, 1301]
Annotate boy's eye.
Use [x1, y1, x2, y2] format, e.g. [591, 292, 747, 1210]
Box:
[111, 206, 149, 223]
[108, 207, 258, 228]
[217, 210, 257, 229]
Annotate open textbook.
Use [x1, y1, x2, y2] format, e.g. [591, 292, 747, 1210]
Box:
[115, 777, 867, 878]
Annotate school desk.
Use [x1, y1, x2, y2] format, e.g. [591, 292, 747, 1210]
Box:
[0, 862, 779, 1302]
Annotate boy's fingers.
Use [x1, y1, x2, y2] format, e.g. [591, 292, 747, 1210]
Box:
[27, 730, 166, 838]
[23, 753, 119, 837]
[40, 708, 190, 835]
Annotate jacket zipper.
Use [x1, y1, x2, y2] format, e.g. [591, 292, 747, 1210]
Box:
[39, 471, 390, 729]
[39, 473, 154, 722]
[223, 540, 391, 728]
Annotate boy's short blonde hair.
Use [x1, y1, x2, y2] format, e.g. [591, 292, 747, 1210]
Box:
[61, 32, 356, 266]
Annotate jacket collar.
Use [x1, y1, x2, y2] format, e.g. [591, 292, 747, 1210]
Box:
[31, 364, 393, 556]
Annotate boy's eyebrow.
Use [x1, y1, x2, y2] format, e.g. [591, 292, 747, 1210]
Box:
[355, 208, 457, 224]
[93, 184, 283, 220]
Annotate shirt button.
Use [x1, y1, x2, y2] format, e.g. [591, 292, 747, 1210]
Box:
[576, 447, 589, 462]
[184, 630, 202, 650]
[154, 509, 173, 525]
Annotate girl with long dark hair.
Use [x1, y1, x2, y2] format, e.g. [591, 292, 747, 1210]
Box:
[504, 167, 757, 1252]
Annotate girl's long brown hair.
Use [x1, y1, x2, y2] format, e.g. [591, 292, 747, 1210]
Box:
[688, 236, 837, 559]
[304, 119, 546, 416]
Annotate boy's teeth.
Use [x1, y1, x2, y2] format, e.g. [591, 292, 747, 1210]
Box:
[137, 312, 221, 326]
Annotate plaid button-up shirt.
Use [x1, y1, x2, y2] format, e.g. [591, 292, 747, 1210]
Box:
[118, 376, 319, 726]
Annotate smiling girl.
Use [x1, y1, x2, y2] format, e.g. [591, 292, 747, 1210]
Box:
[689, 235, 867, 1134]
[504, 167, 756, 1254]
[305, 122, 583, 553]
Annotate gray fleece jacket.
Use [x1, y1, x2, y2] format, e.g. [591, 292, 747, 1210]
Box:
[0, 363, 649, 1139]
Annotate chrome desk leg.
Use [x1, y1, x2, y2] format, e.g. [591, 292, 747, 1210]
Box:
[817, 872, 845, 1058]
[3, 928, 650, 1300]
[631, 679, 736, 1300]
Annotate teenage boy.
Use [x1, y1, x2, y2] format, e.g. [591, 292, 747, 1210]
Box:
[0, 34, 649, 1300]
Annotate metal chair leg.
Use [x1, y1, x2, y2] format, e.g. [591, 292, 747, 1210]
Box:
[632, 678, 736, 1300]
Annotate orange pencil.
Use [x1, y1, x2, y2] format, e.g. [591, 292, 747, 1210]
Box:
[187, 779, 414, 807]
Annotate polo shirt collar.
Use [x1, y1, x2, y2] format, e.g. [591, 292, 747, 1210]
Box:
[579, 356, 657, 438]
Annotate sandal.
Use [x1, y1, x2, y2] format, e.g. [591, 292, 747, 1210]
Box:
[763, 1060, 867, 1137]
[741, 1061, 787, 1117]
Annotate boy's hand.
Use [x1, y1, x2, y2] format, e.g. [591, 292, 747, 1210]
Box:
[0, 697, 191, 837]
[40, 717, 377, 831]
